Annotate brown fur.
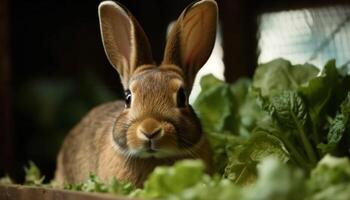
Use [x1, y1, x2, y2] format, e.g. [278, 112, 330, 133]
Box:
[55, 100, 212, 187]
[55, 0, 217, 187]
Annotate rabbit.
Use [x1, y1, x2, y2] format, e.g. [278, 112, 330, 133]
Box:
[55, 0, 218, 187]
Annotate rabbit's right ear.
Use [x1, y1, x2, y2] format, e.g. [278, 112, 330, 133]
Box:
[98, 1, 153, 88]
[162, 0, 217, 92]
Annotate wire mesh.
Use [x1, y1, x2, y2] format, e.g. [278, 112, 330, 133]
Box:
[258, 5, 350, 73]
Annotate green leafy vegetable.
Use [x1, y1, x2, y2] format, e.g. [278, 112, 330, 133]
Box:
[207, 132, 242, 174]
[253, 58, 319, 97]
[298, 60, 338, 144]
[299, 60, 337, 118]
[24, 161, 45, 186]
[307, 155, 350, 200]
[319, 92, 350, 155]
[245, 158, 305, 200]
[266, 91, 307, 130]
[231, 78, 267, 137]
[194, 75, 239, 134]
[138, 160, 207, 199]
[139, 158, 306, 200]
[328, 92, 350, 144]
[159, 58, 349, 199]
[224, 132, 289, 184]
[264, 91, 317, 166]
[65, 174, 135, 196]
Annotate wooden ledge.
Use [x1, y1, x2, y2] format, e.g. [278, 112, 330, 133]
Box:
[0, 184, 134, 200]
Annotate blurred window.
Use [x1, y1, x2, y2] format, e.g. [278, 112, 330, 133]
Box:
[258, 5, 350, 72]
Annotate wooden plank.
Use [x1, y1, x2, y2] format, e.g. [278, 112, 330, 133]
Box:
[218, 0, 257, 83]
[0, 184, 136, 200]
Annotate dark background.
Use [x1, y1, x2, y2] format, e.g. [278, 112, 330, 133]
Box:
[0, 0, 349, 182]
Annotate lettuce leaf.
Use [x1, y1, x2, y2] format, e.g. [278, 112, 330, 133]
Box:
[138, 158, 305, 200]
[24, 161, 45, 186]
[319, 92, 350, 155]
[307, 155, 350, 200]
[64, 174, 135, 195]
[224, 132, 289, 185]
[245, 158, 305, 200]
[327, 92, 350, 145]
[193, 75, 266, 137]
[253, 58, 319, 97]
[231, 78, 267, 137]
[298, 60, 337, 128]
[207, 132, 242, 174]
[138, 160, 207, 199]
[193, 75, 239, 134]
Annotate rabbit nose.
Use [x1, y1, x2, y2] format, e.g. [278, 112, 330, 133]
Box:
[137, 118, 163, 140]
[142, 128, 162, 139]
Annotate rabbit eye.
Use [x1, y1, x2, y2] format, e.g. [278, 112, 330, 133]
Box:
[125, 90, 132, 108]
[177, 87, 187, 108]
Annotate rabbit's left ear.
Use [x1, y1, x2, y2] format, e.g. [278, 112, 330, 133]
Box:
[162, 0, 217, 91]
[98, 1, 153, 88]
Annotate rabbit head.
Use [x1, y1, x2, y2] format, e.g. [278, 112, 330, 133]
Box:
[98, 0, 217, 159]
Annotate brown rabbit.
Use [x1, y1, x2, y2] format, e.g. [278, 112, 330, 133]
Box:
[55, 0, 217, 187]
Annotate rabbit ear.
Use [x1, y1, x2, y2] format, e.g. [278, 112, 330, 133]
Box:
[162, 0, 217, 91]
[98, 1, 153, 88]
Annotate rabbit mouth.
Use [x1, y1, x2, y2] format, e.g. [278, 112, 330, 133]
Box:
[136, 148, 176, 158]
[137, 141, 177, 158]
[146, 140, 158, 153]
[143, 148, 162, 158]
[130, 138, 186, 158]
[130, 135, 206, 159]
[146, 148, 156, 153]
[143, 141, 159, 154]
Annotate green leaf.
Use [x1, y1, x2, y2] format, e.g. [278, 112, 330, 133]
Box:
[267, 91, 307, 130]
[307, 155, 350, 200]
[321, 92, 350, 154]
[340, 92, 350, 120]
[258, 90, 317, 166]
[230, 78, 252, 106]
[298, 60, 338, 130]
[24, 161, 45, 186]
[224, 158, 258, 185]
[139, 160, 206, 199]
[199, 74, 225, 91]
[246, 131, 290, 162]
[147, 158, 306, 200]
[135, 159, 245, 200]
[310, 184, 350, 200]
[327, 92, 350, 144]
[253, 58, 319, 97]
[80, 174, 108, 193]
[224, 132, 289, 185]
[246, 158, 305, 200]
[108, 177, 135, 195]
[194, 74, 239, 134]
[63, 173, 135, 195]
[316, 143, 336, 157]
[207, 132, 243, 174]
[328, 113, 347, 144]
[232, 79, 267, 137]
[64, 183, 83, 191]
[164, 177, 243, 200]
